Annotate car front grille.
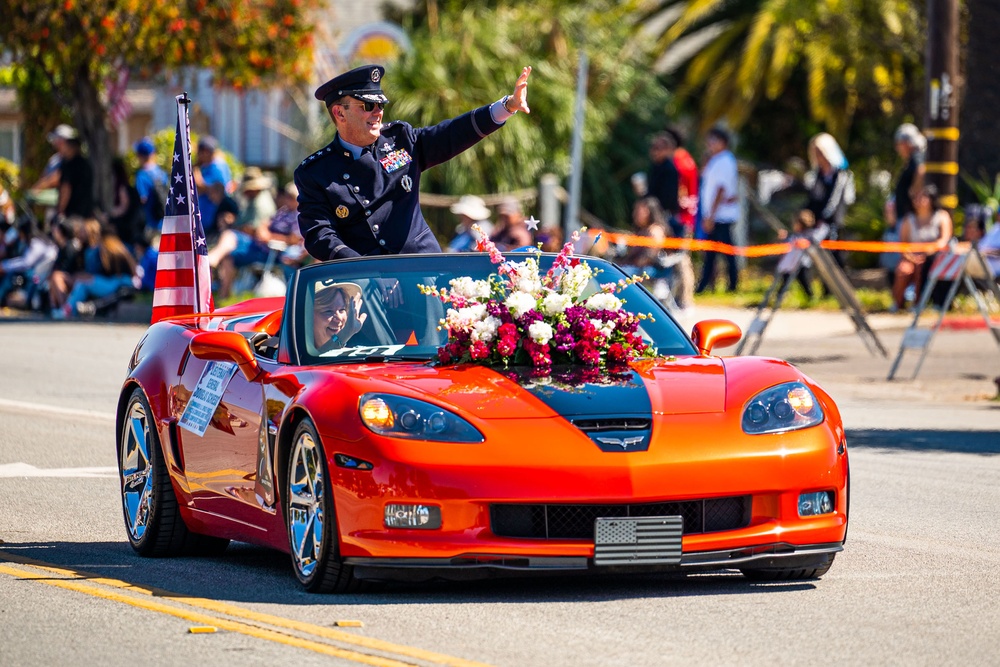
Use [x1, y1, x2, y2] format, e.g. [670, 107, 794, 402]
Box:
[490, 496, 751, 539]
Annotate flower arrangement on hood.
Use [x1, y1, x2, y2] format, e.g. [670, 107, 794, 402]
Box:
[420, 226, 655, 370]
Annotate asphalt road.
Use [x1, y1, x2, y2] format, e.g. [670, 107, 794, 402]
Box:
[1, 319, 999, 666]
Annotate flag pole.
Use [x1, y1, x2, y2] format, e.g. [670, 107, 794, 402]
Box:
[177, 92, 203, 313]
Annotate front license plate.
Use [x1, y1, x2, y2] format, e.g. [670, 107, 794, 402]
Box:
[593, 515, 683, 566]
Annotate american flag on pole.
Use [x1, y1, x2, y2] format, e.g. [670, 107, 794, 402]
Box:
[151, 94, 214, 324]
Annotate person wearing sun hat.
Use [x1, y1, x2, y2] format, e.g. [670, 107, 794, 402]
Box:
[295, 63, 533, 261]
[310, 280, 367, 352]
[447, 194, 493, 252]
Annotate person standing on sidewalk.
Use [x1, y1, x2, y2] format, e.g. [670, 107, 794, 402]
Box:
[696, 127, 740, 294]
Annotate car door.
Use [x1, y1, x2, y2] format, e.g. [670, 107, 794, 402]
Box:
[173, 347, 267, 537]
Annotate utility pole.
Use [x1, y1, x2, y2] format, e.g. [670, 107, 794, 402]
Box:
[924, 0, 960, 211]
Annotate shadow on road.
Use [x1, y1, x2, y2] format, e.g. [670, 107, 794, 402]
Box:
[0, 540, 818, 606]
[847, 428, 1000, 455]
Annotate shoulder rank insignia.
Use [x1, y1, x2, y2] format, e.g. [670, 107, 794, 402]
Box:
[336, 205, 349, 219]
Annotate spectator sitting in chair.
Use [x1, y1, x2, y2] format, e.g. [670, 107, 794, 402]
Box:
[447, 195, 492, 252]
[490, 197, 534, 251]
[891, 184, 952, 312]
[207, 179, 270, 300]
[0, 219, 57, 308]
[261, 182, 309, 274]
[55, 219, 136, 319]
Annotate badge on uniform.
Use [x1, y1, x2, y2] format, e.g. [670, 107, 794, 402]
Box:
[336, 205, 349, 219]
[401, 175, 413, 192]
[379, 149, 413, 174]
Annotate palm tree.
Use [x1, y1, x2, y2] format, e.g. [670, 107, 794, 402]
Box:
[645, 0, 923, 142]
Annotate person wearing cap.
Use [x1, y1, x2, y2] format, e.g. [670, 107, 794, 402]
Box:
[133, 137, 168, 232]
[28, 124, 76, 197]
[490, 196, 533, 251]
[55, 128, 96, 220]
[295, 63, 532, 261]
[446, 194, 492, 252]
[194, 135, 234, 235]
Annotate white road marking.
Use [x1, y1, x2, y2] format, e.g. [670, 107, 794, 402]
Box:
[0, 398, 115, 422]
[0, 463, 117, 478]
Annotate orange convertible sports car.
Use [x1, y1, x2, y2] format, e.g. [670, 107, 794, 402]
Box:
[117, 253, 848, 592]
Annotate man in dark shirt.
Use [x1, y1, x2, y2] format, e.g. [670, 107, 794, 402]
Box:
[647, 132, 681, 237]
[57, 134, 95, 220]
[295, 63, 532, 261]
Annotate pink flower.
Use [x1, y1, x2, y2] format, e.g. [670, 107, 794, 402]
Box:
[470, 340, 490, 360]
[607, 342, 628, 364]
[574, 340, 600, 366]
[496, 336, 517, 357]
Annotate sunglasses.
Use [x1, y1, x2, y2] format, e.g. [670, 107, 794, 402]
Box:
[343, 100, 387, 112]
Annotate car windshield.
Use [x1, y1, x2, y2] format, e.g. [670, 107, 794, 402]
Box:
[290, 253, 696, 365]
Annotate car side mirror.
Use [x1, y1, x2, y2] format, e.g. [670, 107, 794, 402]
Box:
[189, 331, 264, 382]
[691, 319, 742, 356]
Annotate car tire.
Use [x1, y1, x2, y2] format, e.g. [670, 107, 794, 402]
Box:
[739, 553, 836, 581]
[285, 418, 361, 593]
[119, 387, 230, 557]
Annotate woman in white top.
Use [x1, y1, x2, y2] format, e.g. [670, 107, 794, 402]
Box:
[892, 184, 952, 310]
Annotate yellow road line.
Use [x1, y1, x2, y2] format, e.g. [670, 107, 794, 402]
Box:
[0, 552, 494, 667]
[0, 562, 412, 667]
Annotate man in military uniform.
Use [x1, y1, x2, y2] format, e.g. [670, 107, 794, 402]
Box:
[295, 64, 532, 261]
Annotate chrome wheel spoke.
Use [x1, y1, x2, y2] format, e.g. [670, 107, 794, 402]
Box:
[288, 431, 325, 578]
[121, 402, 153, 542]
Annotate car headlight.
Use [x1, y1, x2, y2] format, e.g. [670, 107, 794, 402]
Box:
[359, 393, 484, 443]
[741, 382, 824, 435]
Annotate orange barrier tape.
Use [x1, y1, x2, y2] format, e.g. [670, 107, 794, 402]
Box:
[595, 230, 944, 257]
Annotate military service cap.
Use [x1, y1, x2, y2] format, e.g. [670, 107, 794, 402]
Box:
[314, 65, 389, 107]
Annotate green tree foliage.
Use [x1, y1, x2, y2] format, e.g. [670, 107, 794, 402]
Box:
[0, 0, 321, 210]
[382, 0, 671, 228]
[646, 0, 923, 141]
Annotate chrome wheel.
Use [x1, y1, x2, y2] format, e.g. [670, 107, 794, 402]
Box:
[288, 430, 326, 579]
[121, 398, 154, 543]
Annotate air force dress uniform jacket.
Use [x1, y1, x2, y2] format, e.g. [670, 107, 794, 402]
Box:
[294, 106, 505, 261]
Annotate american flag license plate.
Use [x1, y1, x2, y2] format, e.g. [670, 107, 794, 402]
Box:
[593, 516, 683, 566]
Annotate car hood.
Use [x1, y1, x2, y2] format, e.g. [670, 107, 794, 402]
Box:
[348, 357, 726, 419]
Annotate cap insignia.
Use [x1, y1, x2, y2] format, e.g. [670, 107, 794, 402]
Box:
[336, 205, 349, 219]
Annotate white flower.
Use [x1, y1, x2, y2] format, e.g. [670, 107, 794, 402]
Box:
[449, 276, 491, 300]
[509, 259, 542, 295]
[590, 317, 616, 338]
[471, 315, 501, 343]
[446, 304, 488, 332]
[585, 292, 622, 311]
[540, 291, 572, 316]
[528, 321, 554, 346]
[558, 263, 594, 299]
[505, 291, 537, 318]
